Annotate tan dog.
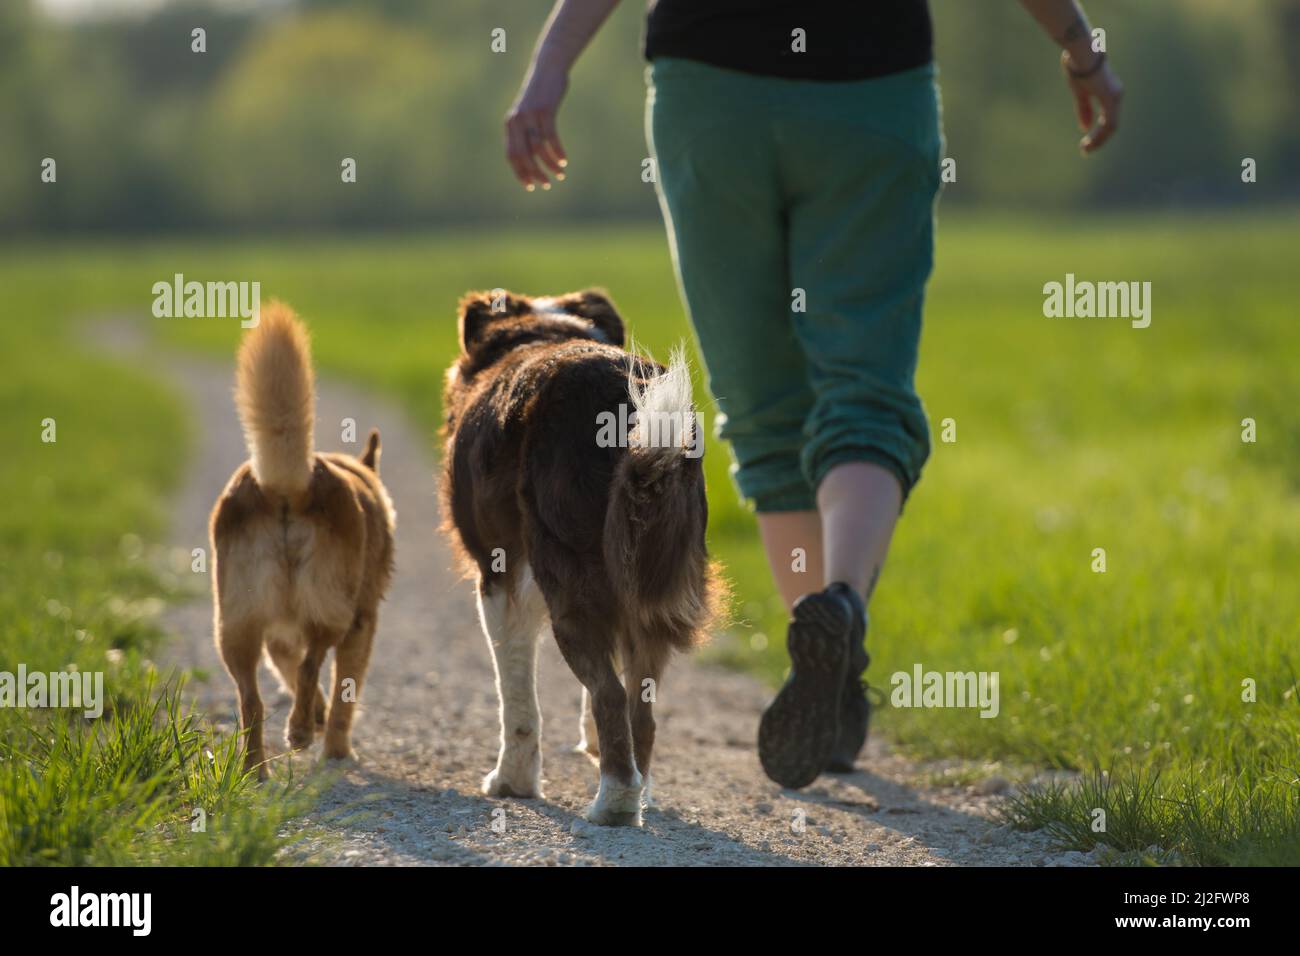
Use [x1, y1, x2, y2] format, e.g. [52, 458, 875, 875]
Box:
[211, 302, 395, 779]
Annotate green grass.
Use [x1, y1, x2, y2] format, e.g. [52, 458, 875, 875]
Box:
[0, 308, 310, 865]
[2, 209, 1297, 865]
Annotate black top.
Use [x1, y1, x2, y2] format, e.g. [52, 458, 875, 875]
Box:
[644, 0, 933, 82]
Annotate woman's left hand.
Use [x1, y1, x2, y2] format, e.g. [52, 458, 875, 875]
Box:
[505, 65, 570, 190]
[1062, 49, 1123, 154]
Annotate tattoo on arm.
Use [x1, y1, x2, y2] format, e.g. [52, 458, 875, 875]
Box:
[1059, 13, 1087, 46]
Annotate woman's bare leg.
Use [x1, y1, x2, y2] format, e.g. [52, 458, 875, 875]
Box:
[756, 461, 902, 786]
[756, 461, 900, 610]
[816, 461, 901, 604]
[756, 510, 824, 612]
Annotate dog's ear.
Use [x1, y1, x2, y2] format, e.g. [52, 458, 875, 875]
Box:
[561, 288, 625, 347]
[361, 428, 381, 473]
[458, 289, 526, 353]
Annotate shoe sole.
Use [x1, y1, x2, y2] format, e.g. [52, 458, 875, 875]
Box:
[825, 698, 869, 773]
[826, 683, 871, 773]
[757, 595, 850, 789]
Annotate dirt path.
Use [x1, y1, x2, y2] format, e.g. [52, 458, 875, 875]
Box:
[99, 318, 1087, 867]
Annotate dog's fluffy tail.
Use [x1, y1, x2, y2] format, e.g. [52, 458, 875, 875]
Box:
[604, 347, 722, 657]
[235, 301, 315, 496]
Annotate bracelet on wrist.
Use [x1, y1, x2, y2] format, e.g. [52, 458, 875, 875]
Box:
[1063, 49, 1107, 79]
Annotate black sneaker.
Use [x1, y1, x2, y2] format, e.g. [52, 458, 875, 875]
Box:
[824, 582, 870, 773]
[757, 586, 855, 789]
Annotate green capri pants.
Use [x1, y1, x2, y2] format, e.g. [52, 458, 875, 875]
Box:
[646, 57, 943, 512]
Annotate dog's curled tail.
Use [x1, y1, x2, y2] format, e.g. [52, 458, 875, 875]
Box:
[235, 300, 316, 496]
[604, 347, 723, 655]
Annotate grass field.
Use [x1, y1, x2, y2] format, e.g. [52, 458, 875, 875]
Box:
[2, 210, 1297, 865]
[0, 310, 311, 864]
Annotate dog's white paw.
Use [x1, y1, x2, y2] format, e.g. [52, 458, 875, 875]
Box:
[482, 757, 542, 799]
[585, 771, 644, 827]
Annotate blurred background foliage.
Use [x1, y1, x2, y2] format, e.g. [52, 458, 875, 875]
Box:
[2, 0, 1297, 233]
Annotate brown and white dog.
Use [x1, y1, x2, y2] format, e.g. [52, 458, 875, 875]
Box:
[211, 302, 395, 779]
[441, 289, 722, 826]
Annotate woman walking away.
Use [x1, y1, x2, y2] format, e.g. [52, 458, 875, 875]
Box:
[504, 0, 1122, 789]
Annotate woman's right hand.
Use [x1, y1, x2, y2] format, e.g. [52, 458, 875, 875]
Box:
[505, 66, 570, 190]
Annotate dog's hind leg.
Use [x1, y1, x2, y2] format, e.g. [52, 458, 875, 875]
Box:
[323, 610, 376, 761]
[265, 631, 326, 732]
[552, 617, 642, 826]
[624, 642, 667, 810]
[218, 619, 268, 780]
[575, 686, 600, 759]
[286, 628, 334, 751]
[575, 642, 625, 758]
[479, 569, 548, 798]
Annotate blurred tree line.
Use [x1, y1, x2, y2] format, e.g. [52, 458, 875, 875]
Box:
[2, 0, 1296, 233]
